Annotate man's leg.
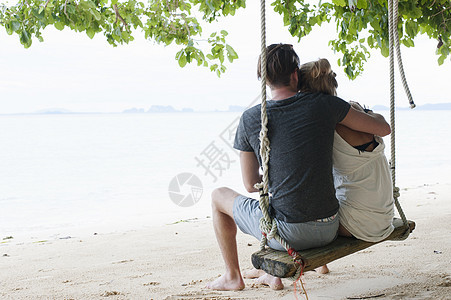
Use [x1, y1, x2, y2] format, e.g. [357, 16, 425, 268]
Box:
[206, 187, 245, 291]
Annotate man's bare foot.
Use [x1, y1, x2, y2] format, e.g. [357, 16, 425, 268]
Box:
[315, 265, 330, 274]
[206, 273, 245, 291]
[256, 273, 284, 290]
[243, 268, 266, 279]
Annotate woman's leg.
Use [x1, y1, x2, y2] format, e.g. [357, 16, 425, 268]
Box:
[338, 223, 353, 237]
[318, 222, 353, 274]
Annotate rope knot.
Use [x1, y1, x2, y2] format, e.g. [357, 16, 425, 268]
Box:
[393, 186, 400, 199]
[254, 182, 263, 191]
[287, 247, 297, 258]
[259, 217, 278, 240]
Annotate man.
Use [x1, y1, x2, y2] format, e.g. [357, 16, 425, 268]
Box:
[206, 44, 390, 291]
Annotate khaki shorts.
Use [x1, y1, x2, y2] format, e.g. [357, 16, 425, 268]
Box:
[233, 195, 339, 251]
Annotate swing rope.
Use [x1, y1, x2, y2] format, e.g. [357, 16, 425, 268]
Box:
[254, 0, 305, 282]
[388, 0, 415, 238]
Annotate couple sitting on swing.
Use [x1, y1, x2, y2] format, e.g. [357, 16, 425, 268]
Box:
[207, 44, 395, 291]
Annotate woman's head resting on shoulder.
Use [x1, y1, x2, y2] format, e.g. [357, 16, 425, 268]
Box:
[298, 58, 338, 96]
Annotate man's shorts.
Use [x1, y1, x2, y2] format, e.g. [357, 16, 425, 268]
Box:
[233, 195, 339, 251]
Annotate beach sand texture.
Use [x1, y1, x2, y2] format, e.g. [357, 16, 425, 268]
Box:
[1, 183, 450, 300]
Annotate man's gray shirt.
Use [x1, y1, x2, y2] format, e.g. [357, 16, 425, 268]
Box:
[234, 92, 350, 223]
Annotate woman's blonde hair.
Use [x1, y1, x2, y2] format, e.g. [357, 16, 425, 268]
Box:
[298, 58, 338, 96]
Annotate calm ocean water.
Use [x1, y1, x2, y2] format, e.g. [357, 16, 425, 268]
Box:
[0, 111, 449, 239]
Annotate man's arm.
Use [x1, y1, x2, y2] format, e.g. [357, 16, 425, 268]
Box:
[240, 151, 262, 193]
[339, 106, 391, 137]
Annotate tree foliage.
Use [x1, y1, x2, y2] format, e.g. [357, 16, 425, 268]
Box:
[1, 0, 450, 78]
[0, 0, 244, 76]
[274, 0, 451, 78]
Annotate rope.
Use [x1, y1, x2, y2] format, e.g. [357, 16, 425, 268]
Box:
[257, 0, 274, 251]
[256, 0, 305, 284]
[388, 0, 411, 239]
[392, 1, 416, 109]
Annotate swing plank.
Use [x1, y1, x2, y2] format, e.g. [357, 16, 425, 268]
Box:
[251, 218, 415, 278]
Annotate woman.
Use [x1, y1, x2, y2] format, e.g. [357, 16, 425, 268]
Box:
[298, 59, 395, 273]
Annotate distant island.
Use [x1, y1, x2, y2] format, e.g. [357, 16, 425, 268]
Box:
[121, 105, 247, 113]
[122, 103, 451, 113]
[34, 108, 73, 114]
[372, 103, 451, 111]
[3, 102, 448, 116]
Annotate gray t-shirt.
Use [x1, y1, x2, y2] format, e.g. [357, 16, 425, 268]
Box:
[234, 92, 350, 223]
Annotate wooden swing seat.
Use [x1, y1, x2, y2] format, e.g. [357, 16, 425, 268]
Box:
[251, 218, 415, 278]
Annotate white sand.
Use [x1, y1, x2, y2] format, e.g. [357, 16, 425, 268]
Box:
[1, 183, 450, 300]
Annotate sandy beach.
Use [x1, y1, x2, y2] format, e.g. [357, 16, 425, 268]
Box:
[1, 182, 450, 300]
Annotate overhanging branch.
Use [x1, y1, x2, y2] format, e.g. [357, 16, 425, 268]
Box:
[113, 4, 129, 31]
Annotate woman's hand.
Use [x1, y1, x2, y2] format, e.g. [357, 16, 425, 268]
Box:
[349, 101, 364, 112]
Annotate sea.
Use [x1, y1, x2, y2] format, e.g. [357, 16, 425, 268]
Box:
[0, 110, 450, 240]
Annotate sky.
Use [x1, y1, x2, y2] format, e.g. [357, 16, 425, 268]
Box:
[1, 1, 450, 114]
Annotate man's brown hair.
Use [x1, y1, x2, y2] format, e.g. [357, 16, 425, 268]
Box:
[257, 44, 300, 88]
[298, 58, 338, 96]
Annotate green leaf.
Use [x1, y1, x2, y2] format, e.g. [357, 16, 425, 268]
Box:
[333, 0, 346, 6]
[178, 53, 187, 67]
[381, 46, 389, 57]
[122, 31, 130, 41]
[20, 30, 30, 46]
[356, 0, 368, 9]
[91, 10, 101, 21]
[438, 55, 445, 66]
[226, 45, 238, 62]
[86, 28, 95, 39]
[11, 21, 20, 32]
[405, 21, 418, 38]
[5, 24, 12, 35]
[54, 22, 65, 31]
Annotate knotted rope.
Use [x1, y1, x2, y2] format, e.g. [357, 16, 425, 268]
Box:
[255, 0, 305, 283]
[388, 0, 414, 239]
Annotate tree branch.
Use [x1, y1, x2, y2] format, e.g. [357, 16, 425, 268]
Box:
[440, 10, 450, 32]
[43, 0, 50, 9]
[437, 35, 443, 48]
[113, 4, 129, 31]
[64, 0, 69, 19]
[431, 6, 451, 18]
[171, 13, 190, 37]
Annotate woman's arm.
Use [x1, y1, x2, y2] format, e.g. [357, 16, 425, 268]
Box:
[239, 151, 262, 193]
